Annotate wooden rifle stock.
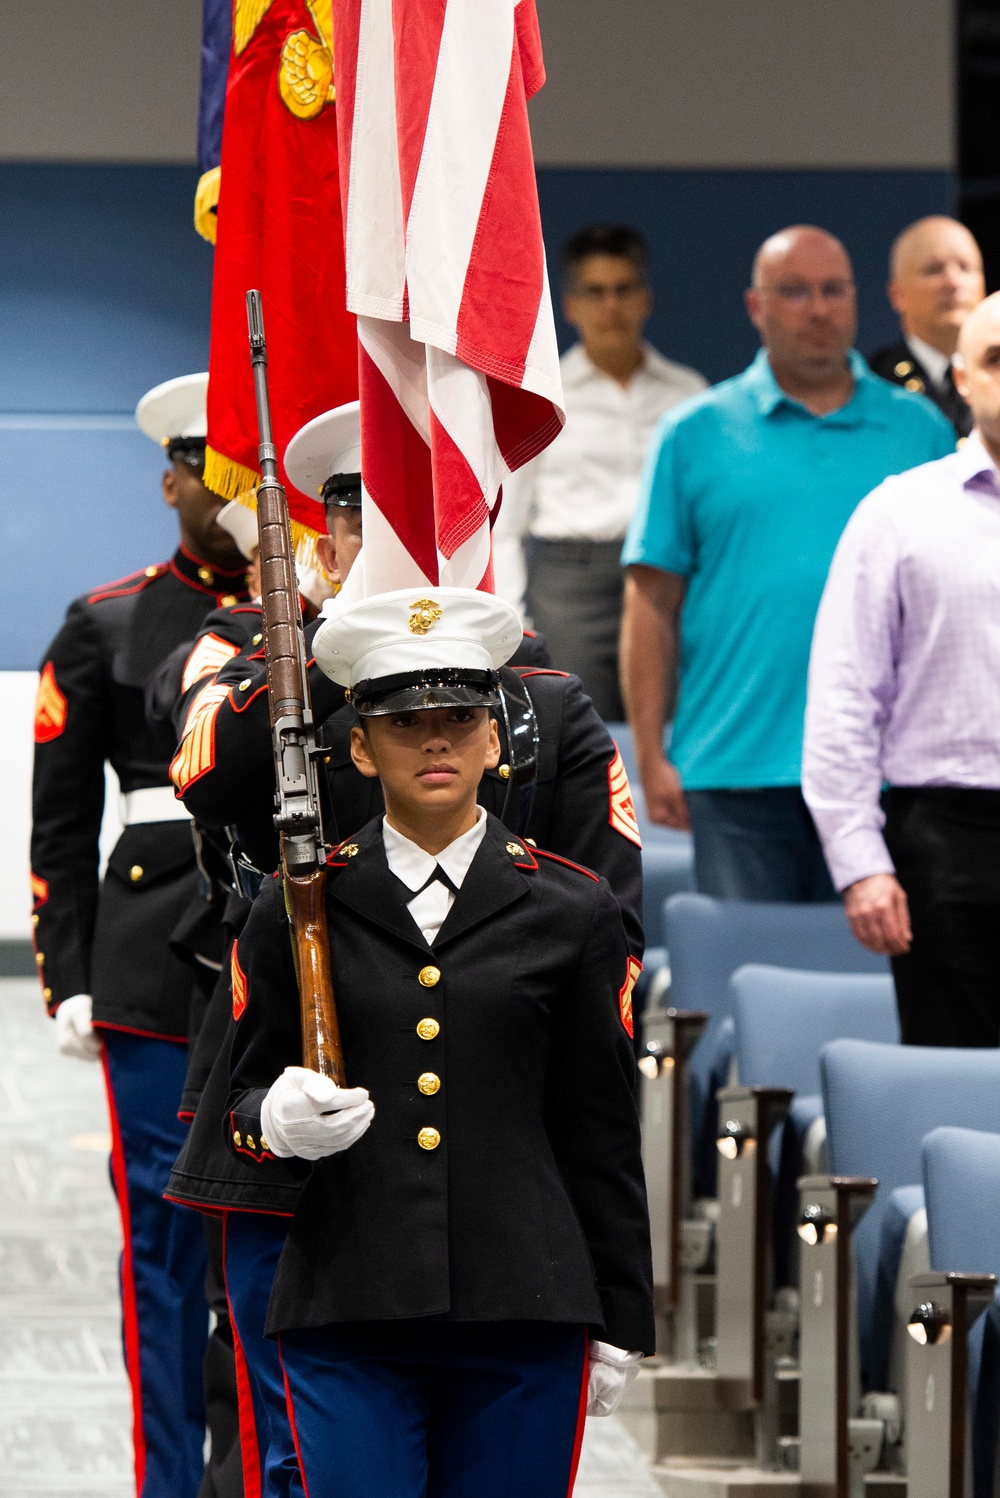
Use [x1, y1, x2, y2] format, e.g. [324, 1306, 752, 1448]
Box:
[246, 289, 345, 1084]
[285, 869, 345, 1081]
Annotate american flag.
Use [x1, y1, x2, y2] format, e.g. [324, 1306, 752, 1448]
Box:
[330, 0, 565, 595]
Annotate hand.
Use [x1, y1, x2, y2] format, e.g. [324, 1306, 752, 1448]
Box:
[640, 757, 690, 830]
[587, 1340, 643, 1417]
[843, 874, 912, 956]
[259, 1067, 374, 1161]
[54, 994, 101, 1063]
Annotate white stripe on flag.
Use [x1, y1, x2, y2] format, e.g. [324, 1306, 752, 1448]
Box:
[425, 345, 509, 502]
[345, 0, 407, 319]
[404, 0, 515, 349]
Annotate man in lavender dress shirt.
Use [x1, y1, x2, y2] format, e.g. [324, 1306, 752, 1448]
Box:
[804, 293, 1000, 1045]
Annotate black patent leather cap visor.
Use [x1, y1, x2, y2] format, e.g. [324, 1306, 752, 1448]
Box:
[353, 668, 500, 717]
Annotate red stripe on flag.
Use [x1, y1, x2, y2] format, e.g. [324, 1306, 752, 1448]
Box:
[330, 0, 360, 228]
[360, 346, 440, 582]
[392, 0, 448, 222]
[429, 408, 490, 560]
[488, 376, 564, 471]
[515, 0, 547, 99]
[455, 43, 545, 385]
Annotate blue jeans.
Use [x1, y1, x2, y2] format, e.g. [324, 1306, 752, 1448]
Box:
[686, 787, 836, 902]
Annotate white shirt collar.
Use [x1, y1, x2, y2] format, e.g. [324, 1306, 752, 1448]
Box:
[906, 333, 952, 391]
[382, 806, 488, 893]
[560, 340, 674, 391]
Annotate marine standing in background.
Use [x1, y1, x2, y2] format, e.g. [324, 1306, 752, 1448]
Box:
[869, 216, 985, 437]
[30, 374, 250, 1498]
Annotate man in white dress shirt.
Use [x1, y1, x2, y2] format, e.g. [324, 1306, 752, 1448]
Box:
[803, 293, 1000, 1046]
[493, 224, 705, 720]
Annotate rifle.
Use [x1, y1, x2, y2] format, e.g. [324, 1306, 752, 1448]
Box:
[246, 289, 345, 1084]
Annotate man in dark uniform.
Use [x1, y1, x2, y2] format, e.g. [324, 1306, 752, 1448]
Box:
[225, 586, 653, 1497]
[30, 373, 250, 1498]
[869, 216, 984, 437]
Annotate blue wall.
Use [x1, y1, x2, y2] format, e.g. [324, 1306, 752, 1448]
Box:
[0, 164, 214, 670]
[1, 163, 953, 669]
[538, 167, 956, 382]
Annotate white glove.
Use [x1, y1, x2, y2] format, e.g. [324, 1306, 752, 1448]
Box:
[54, 993, 102, 1063]
[587, 1340, 644, 1417]
[259, 1066, 374, 1161]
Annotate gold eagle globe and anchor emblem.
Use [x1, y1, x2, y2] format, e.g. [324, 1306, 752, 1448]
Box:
[408, 600, 444, 636]
[234, 0, 336, 120]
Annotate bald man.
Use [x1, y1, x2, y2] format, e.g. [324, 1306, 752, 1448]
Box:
[622, 226, 954, 902]
[869, 216, 985, 436]
[805, 292, 1000, 1043]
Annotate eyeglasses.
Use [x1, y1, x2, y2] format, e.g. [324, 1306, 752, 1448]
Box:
[759, 280, 855, 304]
[571, 281, 646, 303]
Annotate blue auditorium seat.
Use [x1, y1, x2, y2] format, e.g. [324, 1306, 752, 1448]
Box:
[665, 895, 887, 1194]
[732, 966, 898, 1284]
[605, 722, 695, 949]
[821, 1042, 1000, 1392]
[923, 1126, 1000, 1498]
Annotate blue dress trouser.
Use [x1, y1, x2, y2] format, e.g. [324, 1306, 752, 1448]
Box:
[100, 1029, 209, 1498]
[223, 1211, 303, 1498]
[279, 1320, 589, 1498]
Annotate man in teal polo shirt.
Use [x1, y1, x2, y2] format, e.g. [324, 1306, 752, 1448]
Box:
[620, 224, 955, 901]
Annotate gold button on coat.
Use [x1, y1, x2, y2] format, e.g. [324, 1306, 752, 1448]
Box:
[498, 763, 511, 780]
[417, 1072, 441, 1095]
[253, 633, 263, 645]
[198, 566, 214, 585]
[905, 377, 925, 393]
[894, 359, 913, 377]
[506, 842, 524, 857]
[220, 594, 238, 607]
[233, 1131, 242, 1146]
[129, 865, 144, 882]
[239, 678, 252, 692]
[418, 965, 441, 988]
[417, 1127, 441, 1150]
[145, 565, 159, 578]
[416, 1017, 440, 1040]
[35, 951, 44, 966]
[43, 987, 52, 1000]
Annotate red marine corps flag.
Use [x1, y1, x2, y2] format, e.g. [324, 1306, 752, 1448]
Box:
[330, 0, 565, 595]
[204, 0, 358, 551]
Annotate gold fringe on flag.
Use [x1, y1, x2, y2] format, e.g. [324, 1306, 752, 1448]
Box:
[206, 444, 323, 572]
[194, 167, 222, 245]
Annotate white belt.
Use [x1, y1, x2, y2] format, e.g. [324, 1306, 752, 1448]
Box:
[120, 787, 193, 825]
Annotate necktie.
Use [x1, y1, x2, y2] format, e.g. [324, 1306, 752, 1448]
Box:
[940, 364, 974, 439]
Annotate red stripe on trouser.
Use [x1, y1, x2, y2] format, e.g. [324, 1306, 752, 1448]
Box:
[100, 1045, 147, 1496]
[221, 1215, 262, 1498]
[565, 1342, 591, 1496]
[278, 1338, 312, 1498]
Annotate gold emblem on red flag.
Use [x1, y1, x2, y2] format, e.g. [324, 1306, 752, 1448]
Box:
[409, 599, 443, 636]
[234, 0, 277, 55]
[34, 662, 68, 744]
[608, 747, 642, 848]
[280, 1, 336, 119]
